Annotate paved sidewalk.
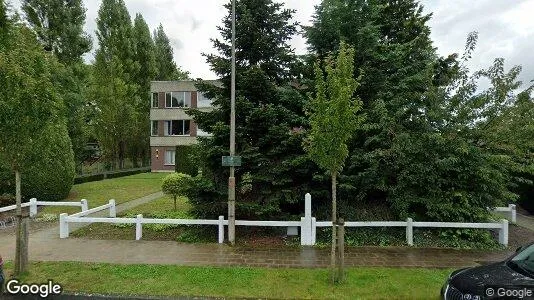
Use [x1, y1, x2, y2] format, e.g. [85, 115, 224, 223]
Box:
[0, 233, 513, 269]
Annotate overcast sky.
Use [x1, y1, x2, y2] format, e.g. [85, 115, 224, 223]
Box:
[9, 0, 534, 87]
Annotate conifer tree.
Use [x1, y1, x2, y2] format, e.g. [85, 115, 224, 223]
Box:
[187, 0, 318, 220]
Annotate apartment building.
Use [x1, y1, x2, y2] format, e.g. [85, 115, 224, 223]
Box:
[150, 80, 216, 172]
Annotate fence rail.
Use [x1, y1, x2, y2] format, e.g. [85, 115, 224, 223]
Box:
[57, 193, 511, 247]
[491, 204, 517, 224]
[0, 198, 87, 218]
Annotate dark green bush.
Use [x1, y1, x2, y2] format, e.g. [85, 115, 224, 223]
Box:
[175, 145, 198, 176]
[22, 122, 75, 201]
[0, 122, 75, 202]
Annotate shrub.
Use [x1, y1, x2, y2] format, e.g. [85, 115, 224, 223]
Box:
[175, 145, 198, 176]
[162, 173, 193, 210]
[0, 122, 75, 202]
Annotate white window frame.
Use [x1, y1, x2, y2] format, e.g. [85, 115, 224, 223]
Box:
[165, 92, 191, 108]
[163, 120, 191, 136]
[164, 150, 176, 166]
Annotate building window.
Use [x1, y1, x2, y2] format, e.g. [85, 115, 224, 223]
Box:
[163, 120, 191, 136]
[164, 150, 176, 165]
[165, 92, 191, 108]
[151, 120, 158, 136]
[152, 93, 159, 108]
[198, 92, 212, 108]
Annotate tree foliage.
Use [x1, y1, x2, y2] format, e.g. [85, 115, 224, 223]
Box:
[21, 0, 92, 168]
[21, 0, 91, 65]
[306, 0, 533, 223]
[91, 0, 139, 169]
[162, 173, 193, 210]
[187, 0, 318, 219]
[154, 24, 189, 81]
[0, 4, 75, 202]
[129, 13, 157, 166]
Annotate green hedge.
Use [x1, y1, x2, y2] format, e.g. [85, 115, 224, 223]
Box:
[74, 168, 150, 184]
[175, 145, 198, 176]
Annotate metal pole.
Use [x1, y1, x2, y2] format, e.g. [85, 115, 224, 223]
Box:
[228, 0, 237, 245]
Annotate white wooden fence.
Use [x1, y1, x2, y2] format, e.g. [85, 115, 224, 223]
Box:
[58, 193, 510, 247]
[492, 204, 517, 224]
[0, 198, 88, 218]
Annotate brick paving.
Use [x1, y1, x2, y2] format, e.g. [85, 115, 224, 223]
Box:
[0, 234, 514, 268]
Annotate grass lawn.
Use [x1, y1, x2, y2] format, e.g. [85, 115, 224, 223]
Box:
[72, 195, 193, 241]
[4, 262, 451, 299]
[42, 172, 167, 215]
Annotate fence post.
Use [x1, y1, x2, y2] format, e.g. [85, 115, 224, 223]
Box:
[29, 198, 37, 218]
[305, 193, 312, 219]
[510, 204, 516, 224]
[109, 199, 116, 218]
[301, 193, 313, 246]
[499, 219, 509, 246]
[218, 216, 225, 244]
[59, 213, 69, 238]
[136, 214, 143, 240]
[80, 199, 88, 212]
[311, 217, 317, 245]
[406, 218, 413, 246]
[336, 218, 345, 282]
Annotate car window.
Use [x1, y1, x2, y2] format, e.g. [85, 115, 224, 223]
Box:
[512, 244, 534, 262]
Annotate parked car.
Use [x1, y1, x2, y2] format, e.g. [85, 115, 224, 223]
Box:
[442, 242, 534, 300]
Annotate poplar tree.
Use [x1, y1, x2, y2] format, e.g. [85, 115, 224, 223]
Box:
[130, 13, 157, 166]
[92, 0, 138, 169]
[154, 24, 188, 80]
[21, 0, 91, 64]
[22, 0, 92, 167]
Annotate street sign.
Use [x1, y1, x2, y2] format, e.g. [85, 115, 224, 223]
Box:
[222, 156, 242, 167]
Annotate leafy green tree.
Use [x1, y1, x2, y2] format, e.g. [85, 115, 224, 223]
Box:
[0, 9, 63, 274]
[187, 0, 319, 220]
[306, 0, 459, 220]
[162, 173, 192, 211]
[130, 13, 157, 166]
[21, 0, 91, 64]
[22, 0, 92, 169]
[305, 42, 363, 282]
[154, 24, 189, 80]
[92, 0, 138, 169]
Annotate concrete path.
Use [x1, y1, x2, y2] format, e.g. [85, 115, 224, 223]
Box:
[0, 191, 515, 269]
[517, 213, 534, 231]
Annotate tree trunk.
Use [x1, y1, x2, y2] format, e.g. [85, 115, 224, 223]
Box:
[14, 169, 28, 276]
[174, 195, 177, 211]
[330, 172, 337, 283]
[118, 141, 125, 169]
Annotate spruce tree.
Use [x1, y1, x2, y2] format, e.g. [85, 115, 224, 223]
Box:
[154, 24, 188, 80]
[187, 0, 318, 220]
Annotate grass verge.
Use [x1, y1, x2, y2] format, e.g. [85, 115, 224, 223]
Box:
[42, 173, 167, 215]
[3, 262, 451, 299]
